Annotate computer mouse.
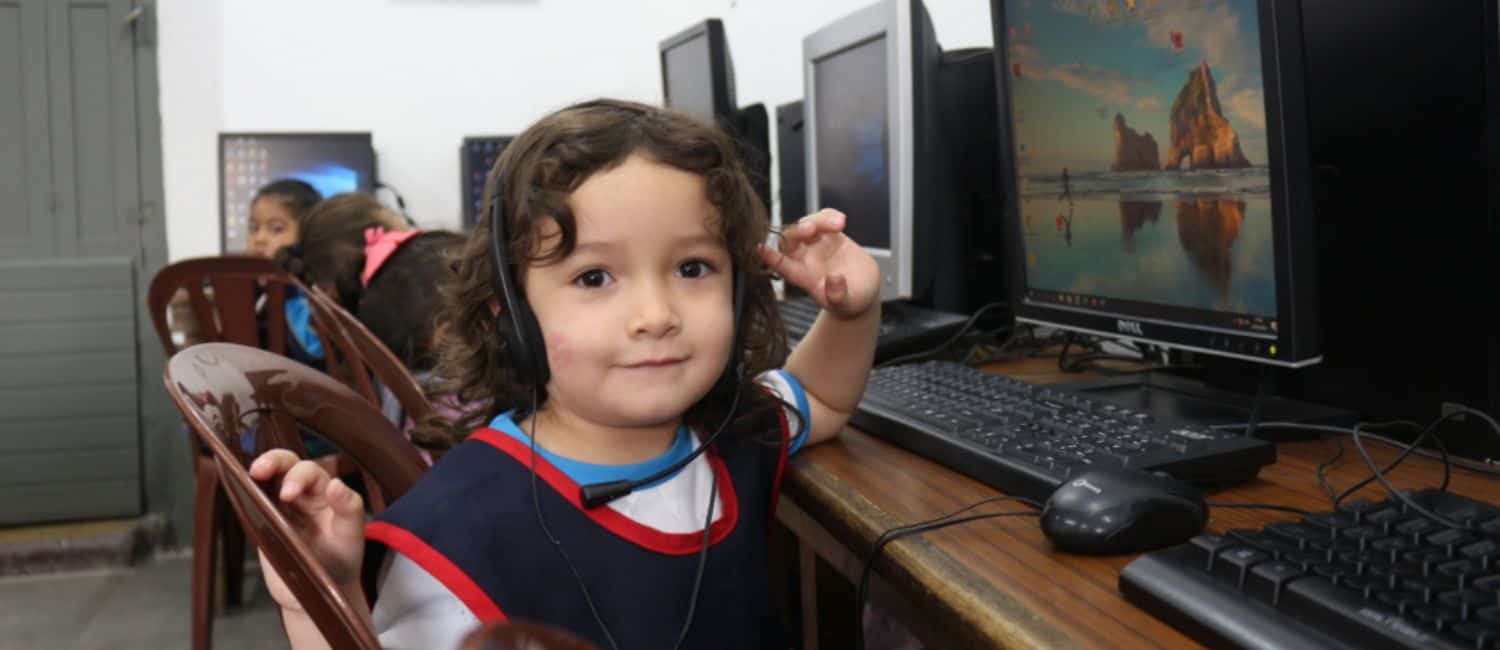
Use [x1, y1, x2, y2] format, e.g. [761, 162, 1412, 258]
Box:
[1040, 467, 1207, 555]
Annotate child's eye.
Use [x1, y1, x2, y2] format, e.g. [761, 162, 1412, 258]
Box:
[676, 260, 714, 279]
[573, 269, 613, 289]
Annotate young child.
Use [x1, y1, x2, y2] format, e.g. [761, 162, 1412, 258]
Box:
[248, 179, 322, 259]
[276, 193, 412, 365]
[249, 99, 881, 649]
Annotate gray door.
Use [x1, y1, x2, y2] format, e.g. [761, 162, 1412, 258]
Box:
[0, 0, 156, 524]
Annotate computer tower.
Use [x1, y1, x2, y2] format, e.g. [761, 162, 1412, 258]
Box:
[776, 101, 806, 224]
[937, 48, 1007, 314]
[1205, 0, 1500, 459]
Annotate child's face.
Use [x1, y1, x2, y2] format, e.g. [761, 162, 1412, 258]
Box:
[247, 197, 299, 258]
[523, 154, 735, 431]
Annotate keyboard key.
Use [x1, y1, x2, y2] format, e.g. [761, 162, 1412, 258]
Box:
[1451, 621, 1500, 646]
[1474, 575, 1500, 593]
[1441, 589, 1494, 618]
[1214, 546, 1270, 588]
[1266, 522, 1324, 549]
[1245, 560, 1305, 606]
[1283, 578, 1445, 646]
[1397, 518, 1440, 539]
[1186, 534, 1236, 571]
[1411, 605, 1461, 633]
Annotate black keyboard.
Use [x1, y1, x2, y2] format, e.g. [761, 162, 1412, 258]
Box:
[852, 361, 1275, 503]
[1122, 490, 1500, 649]
[780, 297, 969, 365]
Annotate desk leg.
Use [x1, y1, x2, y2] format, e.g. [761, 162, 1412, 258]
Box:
[799, 542, 819, 650]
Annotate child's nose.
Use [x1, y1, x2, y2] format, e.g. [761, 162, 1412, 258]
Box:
[629, 282, 681, 338]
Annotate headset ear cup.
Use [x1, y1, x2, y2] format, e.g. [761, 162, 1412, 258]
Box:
[488, 175, 551, 388]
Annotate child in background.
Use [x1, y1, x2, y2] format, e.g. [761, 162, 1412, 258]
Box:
[251, 99, 881, 649]
[166, 179, 322, 348]
[248, 179, 322, 259]
[284, 206, 468, 445]
[275, 193, 411, 365]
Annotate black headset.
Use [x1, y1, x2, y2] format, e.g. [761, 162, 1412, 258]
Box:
[484, 121, 747, 508]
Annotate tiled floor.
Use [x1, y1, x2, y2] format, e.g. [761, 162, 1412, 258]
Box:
[0, 555, 287, 650]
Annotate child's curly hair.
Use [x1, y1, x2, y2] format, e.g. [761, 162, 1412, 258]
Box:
[414, 99, 789, 450]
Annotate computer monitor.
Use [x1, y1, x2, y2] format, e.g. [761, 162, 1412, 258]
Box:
[219, 133, 376, 253]
[991, 0, 1321, 367]
[660, 19, 773, 224]
[804, 0, 949, 305]
[460, 136, 514, 230]
[660, 19, 737, 127]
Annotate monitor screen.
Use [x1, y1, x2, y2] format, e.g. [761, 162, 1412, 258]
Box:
[813, 36, 891, 251]
[220, 133, 375, 253]
[663, 33, 717, 123]
[1003, 0, 1280, 340]
[461, 136, 513, 230]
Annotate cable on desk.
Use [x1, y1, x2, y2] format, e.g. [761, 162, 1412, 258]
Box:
[1315, 436, 1345, 504]
[1334, 414, 1457, 510]
[875, 302, 1009, 368]
[1211, 419, 1500, 478]
[1204, 501, 1309, 516]
[854, 495, 1041, 650]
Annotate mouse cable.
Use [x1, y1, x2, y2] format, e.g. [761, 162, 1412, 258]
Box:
[1203, 501, 1309, 516]
[854, 495, 1041, 650]
[875, 301, 1010, 369]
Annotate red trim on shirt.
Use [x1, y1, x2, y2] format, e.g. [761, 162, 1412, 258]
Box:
[471, 427, 739, 556]
[365, 521, 507, 623]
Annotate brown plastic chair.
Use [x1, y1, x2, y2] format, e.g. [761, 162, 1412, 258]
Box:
[146, 256, 295, 650]
[298, 286, 435, 432]
[458, 621, 601, 650]
[163, 343, 429, 650]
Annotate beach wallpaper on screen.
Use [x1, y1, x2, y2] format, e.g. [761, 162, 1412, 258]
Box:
[1006, 0, 1276, 319]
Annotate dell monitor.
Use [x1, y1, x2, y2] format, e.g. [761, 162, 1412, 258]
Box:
[804, 0, 954, 306]
[991, 0, 1321, 367]
[219, 133, 376, 253]
[460, 136, 514, 230]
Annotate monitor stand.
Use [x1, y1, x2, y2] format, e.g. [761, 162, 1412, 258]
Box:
[1053, 372, 1357, 441]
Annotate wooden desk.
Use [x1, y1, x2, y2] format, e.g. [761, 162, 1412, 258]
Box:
[775, 355, 1500, 649]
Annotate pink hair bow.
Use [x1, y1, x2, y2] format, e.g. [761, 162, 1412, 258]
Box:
[361, 227, 421, 287]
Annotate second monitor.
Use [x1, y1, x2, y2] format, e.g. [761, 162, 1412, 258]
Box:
[804, 0, 1007, 317]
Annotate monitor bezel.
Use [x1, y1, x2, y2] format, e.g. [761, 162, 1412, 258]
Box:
[804, 0, 915, 302]
[217, 131, 376, 254]
[989, 0, 1322, 367]
[659, 19, 737, 125]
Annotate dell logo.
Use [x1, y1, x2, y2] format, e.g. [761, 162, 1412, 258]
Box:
[1116, 320, 1144, 336]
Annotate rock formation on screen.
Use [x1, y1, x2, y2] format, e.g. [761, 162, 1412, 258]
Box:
[1111, 113, 1161, 172]
[1164, 62, 1251, 170]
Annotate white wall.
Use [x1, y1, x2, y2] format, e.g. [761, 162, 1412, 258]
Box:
[158, 0, 995, 261]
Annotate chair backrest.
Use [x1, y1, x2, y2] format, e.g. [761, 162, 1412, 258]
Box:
[299, 286, 435, 427]
[163, 340, 428, 515]
[211, 451, 381, 650]
[163, 343, 430, 648]
[146, 256, 293, 356]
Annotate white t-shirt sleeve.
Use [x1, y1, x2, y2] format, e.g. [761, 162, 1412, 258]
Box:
[756, 369, 812, 456]
[371, 553, 478, 650]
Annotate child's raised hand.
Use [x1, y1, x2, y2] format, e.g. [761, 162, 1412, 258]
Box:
[247, 449, 367, 612]
[759, 209, 881, 319]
